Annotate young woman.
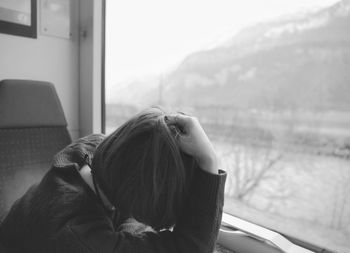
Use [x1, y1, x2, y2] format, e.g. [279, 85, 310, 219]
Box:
[0, 107, 226, 253]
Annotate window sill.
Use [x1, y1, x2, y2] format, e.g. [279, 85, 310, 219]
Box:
[218, 213, 333, 253]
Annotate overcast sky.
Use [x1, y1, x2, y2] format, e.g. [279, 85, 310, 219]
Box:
[106, 0, 340, 86]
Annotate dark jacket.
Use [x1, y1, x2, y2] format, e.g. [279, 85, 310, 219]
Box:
[0, 134, 226, 253]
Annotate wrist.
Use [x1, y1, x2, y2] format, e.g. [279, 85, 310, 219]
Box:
[197, 153, 218, 174]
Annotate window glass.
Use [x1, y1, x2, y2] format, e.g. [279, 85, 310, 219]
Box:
[105, 1, 350, 252]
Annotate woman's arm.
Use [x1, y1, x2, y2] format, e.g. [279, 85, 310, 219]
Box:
[165, 113, 219, 174]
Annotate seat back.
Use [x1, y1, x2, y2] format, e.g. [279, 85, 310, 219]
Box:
[0, 79, 71, 219]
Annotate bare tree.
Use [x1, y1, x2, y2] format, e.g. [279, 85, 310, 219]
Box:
[204, 107, 292, 209]
[221, 145, 283, 205]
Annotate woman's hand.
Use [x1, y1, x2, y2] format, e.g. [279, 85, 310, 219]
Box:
[165, 114, 218, 174]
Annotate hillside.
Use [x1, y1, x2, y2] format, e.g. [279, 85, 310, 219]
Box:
[160, 0, 350, 111]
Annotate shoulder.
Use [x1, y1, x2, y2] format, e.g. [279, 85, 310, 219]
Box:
[80, 134, 106, 145]
[53, 134, 106, 169]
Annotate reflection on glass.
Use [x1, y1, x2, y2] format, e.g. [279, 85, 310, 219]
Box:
[105, 1, 350, 252]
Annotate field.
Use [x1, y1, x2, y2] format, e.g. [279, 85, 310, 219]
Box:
[214, 140, 350, 253]
[204, 111, 350, 253]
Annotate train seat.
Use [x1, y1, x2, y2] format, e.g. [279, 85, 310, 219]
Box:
[0, 79, 71, 220]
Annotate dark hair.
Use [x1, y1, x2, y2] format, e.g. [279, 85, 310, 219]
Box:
[91, 107, 196, 229]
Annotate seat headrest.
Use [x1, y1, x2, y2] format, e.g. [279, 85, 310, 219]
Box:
[0, 79, 68, 128]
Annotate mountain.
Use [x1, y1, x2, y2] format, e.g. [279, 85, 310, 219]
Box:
[160, 0, 350, 111]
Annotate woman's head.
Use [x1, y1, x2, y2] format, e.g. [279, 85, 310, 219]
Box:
[91, 107, 196, 229]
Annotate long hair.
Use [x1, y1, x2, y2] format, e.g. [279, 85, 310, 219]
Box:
[91, 107, 196, 229]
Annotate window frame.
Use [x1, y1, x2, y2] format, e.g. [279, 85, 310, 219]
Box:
[101, 0, 106, 134]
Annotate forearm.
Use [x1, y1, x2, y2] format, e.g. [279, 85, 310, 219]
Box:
[173, 168, 226, 252]
[197, 153, 219, 175]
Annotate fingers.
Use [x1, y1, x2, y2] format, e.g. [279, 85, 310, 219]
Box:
[165, 113, 190, 126]
[164, 115, 189, 139]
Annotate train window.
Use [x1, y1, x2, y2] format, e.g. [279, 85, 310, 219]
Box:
[104, 0, 350, 252]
